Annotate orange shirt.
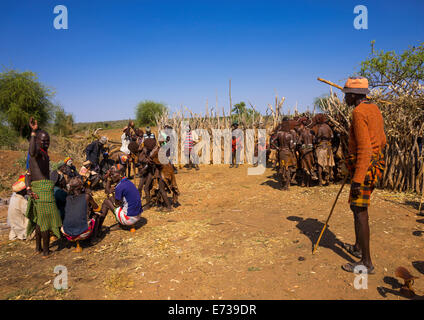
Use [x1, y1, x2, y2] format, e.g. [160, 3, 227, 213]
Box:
[348, 102, 386, 184]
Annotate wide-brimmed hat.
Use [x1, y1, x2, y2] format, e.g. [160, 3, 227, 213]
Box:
[342, 76, 370, 95]
[12, 175, 26, 193]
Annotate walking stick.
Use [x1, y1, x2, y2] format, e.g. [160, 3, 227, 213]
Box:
[312, 175, 348, 254]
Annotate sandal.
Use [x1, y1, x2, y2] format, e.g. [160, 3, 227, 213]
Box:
[342, 243, 362, 259]
[342, 262, 375, 274]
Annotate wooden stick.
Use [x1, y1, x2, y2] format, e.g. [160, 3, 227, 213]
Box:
[317, 77, 344, 90]
[313, 176, 348, 254]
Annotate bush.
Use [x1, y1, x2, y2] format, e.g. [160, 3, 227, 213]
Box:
[135, 100, 167, 126]
[52, 106, 74, 136]
[0, 124, 18, 149]
[0, 69, 54, 137]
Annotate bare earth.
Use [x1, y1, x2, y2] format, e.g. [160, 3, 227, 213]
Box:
[0, 130, 423, 300]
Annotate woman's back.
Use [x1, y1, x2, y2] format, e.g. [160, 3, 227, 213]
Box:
[63, 194, 88, 236]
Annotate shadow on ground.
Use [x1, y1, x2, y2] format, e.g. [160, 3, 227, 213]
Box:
[55, 217, 148, 252]
[286, 216, 355, 263]
[377, 275, 424, 300]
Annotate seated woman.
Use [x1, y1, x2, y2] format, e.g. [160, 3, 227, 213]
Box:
[61, 177, 101, 252]
[7, 175, 30, 240]
[97, 165, 143, 233]
[79, 160, 101, 191]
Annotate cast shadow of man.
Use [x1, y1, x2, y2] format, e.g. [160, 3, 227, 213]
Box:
[261, 173, 282, 190]
[286, 216, 355, 263]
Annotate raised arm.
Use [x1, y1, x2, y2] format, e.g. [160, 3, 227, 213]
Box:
[28, 117, 39, 157]
[86, 193, 100, 219]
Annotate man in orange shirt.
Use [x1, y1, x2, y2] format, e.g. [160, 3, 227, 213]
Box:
[341, 76, 386, 274]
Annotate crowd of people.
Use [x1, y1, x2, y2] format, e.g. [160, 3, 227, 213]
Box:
[6, 75, 387, 275]
[268, 113, 343, 190]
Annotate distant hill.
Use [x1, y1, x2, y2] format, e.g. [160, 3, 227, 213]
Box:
[73, 119, 132, 133]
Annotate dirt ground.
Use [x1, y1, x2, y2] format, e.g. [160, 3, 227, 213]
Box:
[1, 129, 424, 300]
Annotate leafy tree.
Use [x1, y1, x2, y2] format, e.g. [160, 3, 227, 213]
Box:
[232, 101, 247, 115]
[0, 111, 18, 149]
[0, 69, 54, 137]
[135, 100, 167, 126]
[231, 101, 261, 122]
[359, 42, 424, 98]
[53, 106, 74, 136]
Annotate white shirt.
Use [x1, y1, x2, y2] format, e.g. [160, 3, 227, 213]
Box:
[120, 133, 131, 155]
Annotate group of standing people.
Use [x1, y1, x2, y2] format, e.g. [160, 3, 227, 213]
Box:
[270, 114, 337, 190]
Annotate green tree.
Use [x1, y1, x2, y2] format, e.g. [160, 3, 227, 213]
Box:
[359, 42, 424, 97]
[232, 101, 247, 115]
[0, 111, 18, 149]
[135, 100, 167, 126]
[313, 94, 332, 113]
[53, 106, 74, 136]
[0, 69, 54, 137]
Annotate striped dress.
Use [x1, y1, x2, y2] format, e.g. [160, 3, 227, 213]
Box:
[184, 131, 194, 153]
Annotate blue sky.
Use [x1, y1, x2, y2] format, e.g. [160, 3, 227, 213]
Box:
[1, 0, 423, 122]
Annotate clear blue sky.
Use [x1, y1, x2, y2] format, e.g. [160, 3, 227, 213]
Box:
[1, 0, 423, 122]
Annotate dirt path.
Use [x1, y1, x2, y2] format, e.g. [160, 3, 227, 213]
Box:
[1, 165, 423, 300]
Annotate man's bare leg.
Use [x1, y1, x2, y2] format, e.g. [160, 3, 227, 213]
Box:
[41, 230, 51, 258]
[143, 173, 154, 208]
[342, 205, 373, 273]
[93, 199, 113, 238]
[35, 225, 42, 254]
[354, 206, 373, 268]
[138, 175, 147, 197]
[158, 179, 172, 210]
[318, 166, 323, 186]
